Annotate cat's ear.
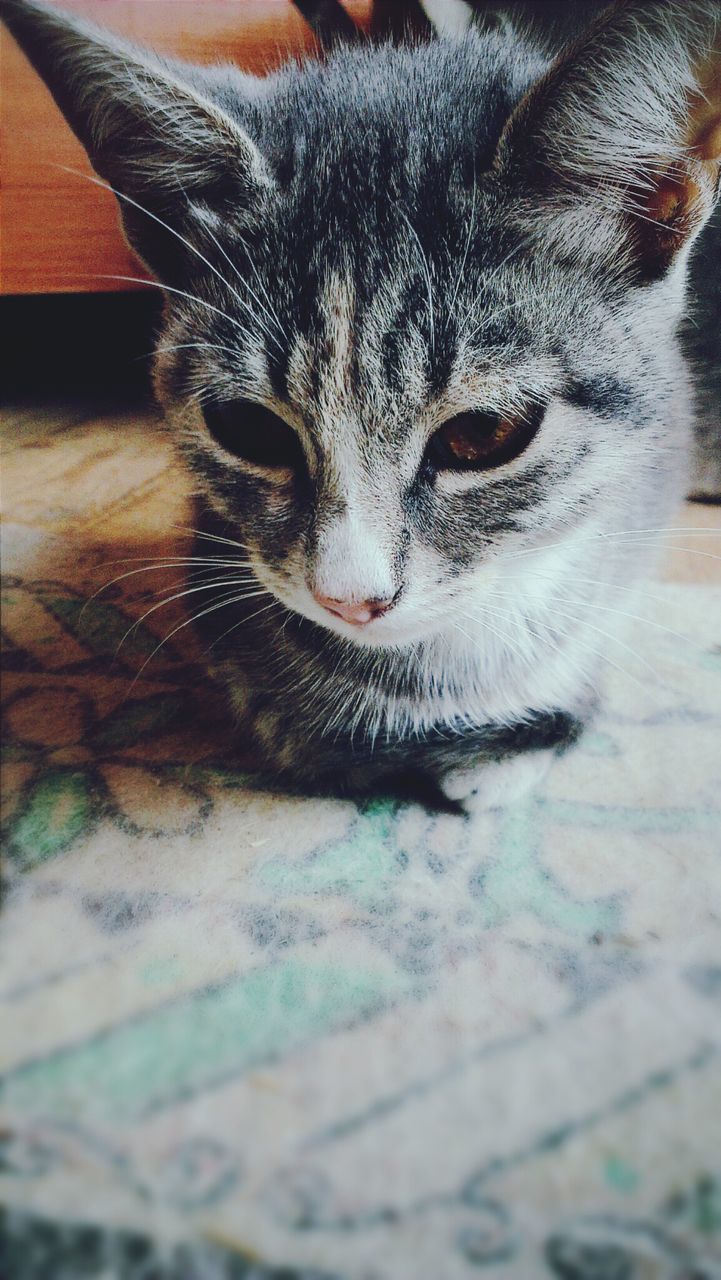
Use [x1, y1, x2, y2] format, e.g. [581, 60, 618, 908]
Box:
[0, 0, 274, 280]
[496, 0, 721, 281]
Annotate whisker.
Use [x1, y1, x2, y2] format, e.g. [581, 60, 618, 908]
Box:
[153, 341, 240, 360]
[117, 578, 264, 653]
[452, 606, 532, 668]
[186, 386, 219, 411]
[536, 602, 660, 682]
[95, 555, 249, 569]
[458, 602, 644, 689]
[149, 563, 257, 590]
[400, 208, 435, 355]
[483, 587, 694, 650]
[599, 527, 721, 539]
[172, 525, 251, 551]
[127, 588, 273, 690]
[184, 195, 290, 344]
[145, 568, 259, 599]
[457, 240, 527, 337]
[448, 174, 477, 319]
[201, 599, 282, 658]
[464, 298, 529, 343]
[78, 273, 261, 341]
[610, 542, 721, 563]
[79, 561, 226, 616]
[459, 598, 580, 671]
[510, 526, 721, 564]
[79, 558, 254, 615]
[57, 165, 283, 351]
[490, 570, 689, 611]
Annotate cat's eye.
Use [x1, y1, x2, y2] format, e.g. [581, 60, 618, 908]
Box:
[424, 404, 543, 472]
[203, 400, 305, 470]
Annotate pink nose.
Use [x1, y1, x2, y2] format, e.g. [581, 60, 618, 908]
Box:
[313, 592, 396, 626]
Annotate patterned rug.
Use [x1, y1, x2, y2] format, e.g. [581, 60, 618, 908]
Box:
[1, 403, 721, 1279]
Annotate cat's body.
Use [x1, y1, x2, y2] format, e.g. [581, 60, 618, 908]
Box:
[3, 0, 719, 806]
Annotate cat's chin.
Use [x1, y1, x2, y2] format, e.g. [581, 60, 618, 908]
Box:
[311, 612, 427, 650]
[265, 581, 432, 649]
[287, 600, 432, 650]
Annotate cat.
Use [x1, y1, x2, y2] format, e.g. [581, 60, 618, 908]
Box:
[2, 0, 720, 808]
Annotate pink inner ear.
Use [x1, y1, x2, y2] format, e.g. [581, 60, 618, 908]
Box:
[695, 116, 721, 162]
[636, 45, 721, 271]
[689, 41, 721, 162]
[646, 172, 701, 227]
[626, 157, 713, 283]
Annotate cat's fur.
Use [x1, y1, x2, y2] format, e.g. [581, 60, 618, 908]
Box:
[3, 0, 720, 806]
[433, 0, 721, 500]
[308, 0, 721, 498]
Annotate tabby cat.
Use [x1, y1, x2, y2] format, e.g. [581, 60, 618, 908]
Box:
[3, 0, 720, 807]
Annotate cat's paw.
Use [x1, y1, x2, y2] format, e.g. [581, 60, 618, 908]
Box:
[439, 750, 554, 813]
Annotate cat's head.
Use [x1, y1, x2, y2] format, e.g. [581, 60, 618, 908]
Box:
[4, 0, 720, 649]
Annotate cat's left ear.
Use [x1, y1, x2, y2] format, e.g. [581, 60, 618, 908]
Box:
[0, 0, 274, 281]
[496, 0, 721, 281]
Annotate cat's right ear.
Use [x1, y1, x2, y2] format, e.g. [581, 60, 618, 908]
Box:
[495, 0, 721, 283]
[0, 0, 274, 281]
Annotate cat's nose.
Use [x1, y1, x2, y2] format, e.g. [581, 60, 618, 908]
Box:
[313, 592, 396, 626]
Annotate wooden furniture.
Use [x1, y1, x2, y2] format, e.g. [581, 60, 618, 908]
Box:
[1, 1, 370, 294]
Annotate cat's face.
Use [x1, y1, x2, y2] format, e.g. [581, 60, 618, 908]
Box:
[157, 182, 657, 651]
[150, 21, 714, 651]
[4, 0, 719, 655]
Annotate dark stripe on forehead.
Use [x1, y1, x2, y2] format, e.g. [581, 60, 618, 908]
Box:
[380, 318, 408, 399]
[377, 273, 458, 397]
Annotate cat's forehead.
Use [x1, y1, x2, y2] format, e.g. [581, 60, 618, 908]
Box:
[166, 35, 616, 425]
[283, 269, 429, 440]
[248, 31, 542, 284]
[264, 31, 541, 179]
[277, 260, 561, 455]
[249, 42, 552, 420]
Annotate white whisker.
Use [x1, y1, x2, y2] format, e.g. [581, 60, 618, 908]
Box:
[453, 607, 531, 668]
[172, 525, 251, 551]
[400, 208, 435, 354]
[181, 190, 289, 344]
[153, 341, 239, 360]
[459, 601, 643, 689]
[201, 599, 282, 657]
[96, 555, 249, 568]
[457, 240, 527, 337]
[484, 586, 700, 650]
[510, 526, 721, 564]
[128, 588, 273, 689]
[78, 273, 263, 341]
[464, 298, 529, 343]
[117, 579, 266, 654]
[58, 165, 283, 351]
[80, 558, 254, 614]
[448, 175, 477, 319]
[610, 542, 721, 563]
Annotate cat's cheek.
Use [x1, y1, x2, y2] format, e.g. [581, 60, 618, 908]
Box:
[263, 481, 296, 515]
[245, 477, 310, 561]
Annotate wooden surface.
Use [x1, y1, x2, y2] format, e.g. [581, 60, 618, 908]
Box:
[1, 1, 370, 295]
